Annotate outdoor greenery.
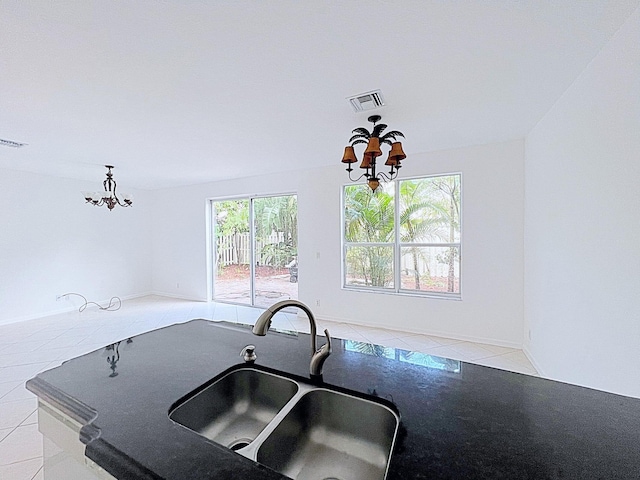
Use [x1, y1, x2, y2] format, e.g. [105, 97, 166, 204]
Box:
[344, 183, 396, 287]
[254, 195, 298, 268]
[214, 195, 298, 269]
[214, 199, 250, 265]
[344, 175, 461, 293]
[214, 179, 461, 294]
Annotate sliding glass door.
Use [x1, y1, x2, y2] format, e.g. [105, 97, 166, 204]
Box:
[212, 194, 298, 308]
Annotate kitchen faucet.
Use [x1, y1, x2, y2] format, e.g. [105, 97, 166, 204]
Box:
[252, 300, 331, 378]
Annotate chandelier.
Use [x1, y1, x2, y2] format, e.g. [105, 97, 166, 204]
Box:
[341, 115, 406, 192]
[82, 165, 133, 211]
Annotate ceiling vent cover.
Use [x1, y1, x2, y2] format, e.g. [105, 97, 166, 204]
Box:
[347, 90, 385, 113]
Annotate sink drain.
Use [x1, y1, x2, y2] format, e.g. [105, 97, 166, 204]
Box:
[228, 439, 251, 451]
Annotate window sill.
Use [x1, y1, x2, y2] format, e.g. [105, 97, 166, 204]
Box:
[342, 285, 462, 301]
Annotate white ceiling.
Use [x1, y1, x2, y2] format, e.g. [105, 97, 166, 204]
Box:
[1, 0, 638, 189]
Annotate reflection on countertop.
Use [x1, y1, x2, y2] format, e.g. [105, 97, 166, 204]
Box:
[342, 339, 461, 373]
[102, 338, 133, 377]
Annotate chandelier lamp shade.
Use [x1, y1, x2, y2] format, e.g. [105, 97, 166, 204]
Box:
[82, 165, 133, 211]
[341, 115, 406, 192]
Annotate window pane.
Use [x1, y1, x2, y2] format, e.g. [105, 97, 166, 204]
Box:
[344, 183, 395, 243]
[399, 175, 460, 243]
[345, 245, 394, 289]
[400, 246, 460, 293]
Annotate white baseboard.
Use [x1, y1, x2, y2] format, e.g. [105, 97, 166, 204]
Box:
[311, 312, 522, 350]
[0, 292, 154, 327]
[522, 345, 546, 377]
[150, 291, 207, 302]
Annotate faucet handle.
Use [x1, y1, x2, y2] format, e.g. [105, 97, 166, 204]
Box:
[321, 329, 332, 353]
[241, 345, 257, 363]
[310, 329, 332, 378]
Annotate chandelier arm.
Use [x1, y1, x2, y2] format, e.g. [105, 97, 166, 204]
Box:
[376, 165, 401, 183]
[113, 197, 132, 207]
[377, 171, 393, 182]
[112, 183, 123, 205]
[346, 168, 370, 183]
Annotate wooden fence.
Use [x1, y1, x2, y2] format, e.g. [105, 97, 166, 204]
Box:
[217, 232, 286, 266]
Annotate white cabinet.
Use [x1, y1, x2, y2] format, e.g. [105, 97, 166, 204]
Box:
[38, 400, 116, 480]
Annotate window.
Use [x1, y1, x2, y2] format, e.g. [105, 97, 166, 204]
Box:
[343, 174, 461, 298]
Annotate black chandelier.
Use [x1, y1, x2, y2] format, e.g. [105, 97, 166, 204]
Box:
[83, 165, 133, 211]
[341, 115, 406, 192]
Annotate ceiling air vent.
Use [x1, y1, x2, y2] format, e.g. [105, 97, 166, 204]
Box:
[0, 138, 27, 148]
[347, 89, 385, 113]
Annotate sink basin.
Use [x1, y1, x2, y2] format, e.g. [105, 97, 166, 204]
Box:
[169, 367, 399, 480]
[257, 389, 398, 480]
[169, 368, 298, 450]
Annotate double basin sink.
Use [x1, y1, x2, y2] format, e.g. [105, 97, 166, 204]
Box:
[169, 367, 400, 480]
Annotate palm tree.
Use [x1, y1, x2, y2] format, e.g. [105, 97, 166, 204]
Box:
[344, 176, 460, 292]
[431, 177, 461, 292]
[399, 195, 448, 289]
[344, 186, 394, 242]
[344, 185, 395, 287]
[398, 177, 458, 292]
[254, 196, 297, 247]
[254, 195, 298, 268]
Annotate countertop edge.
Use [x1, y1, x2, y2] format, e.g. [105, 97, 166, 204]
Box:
[26, 376, 98, 428]
[85, 438, 163, 480]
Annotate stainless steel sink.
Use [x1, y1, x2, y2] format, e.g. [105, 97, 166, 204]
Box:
[169, 368, 298, 450]
[169, 367, 400, 480]
[257, 389, 398, 480]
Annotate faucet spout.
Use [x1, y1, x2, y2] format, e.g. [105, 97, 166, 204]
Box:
[252, 300, 331, 377]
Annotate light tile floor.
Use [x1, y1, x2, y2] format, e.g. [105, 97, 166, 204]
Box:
[0, 295, 537, 479]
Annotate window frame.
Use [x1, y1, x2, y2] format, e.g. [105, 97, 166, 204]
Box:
[341, 172, 462, 300]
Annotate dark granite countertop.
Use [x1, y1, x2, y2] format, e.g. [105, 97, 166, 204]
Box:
[27, 319, 640, 479]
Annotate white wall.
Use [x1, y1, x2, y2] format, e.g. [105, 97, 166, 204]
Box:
[150, 172, 302, 302]
[151, 139, 525, 347]
[0, 168, 152, 325]
[524, 7, 640, 397]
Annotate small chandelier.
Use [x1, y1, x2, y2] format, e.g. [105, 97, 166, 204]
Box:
[341, 115, 406, 192]
[83, 165, 133, 211]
